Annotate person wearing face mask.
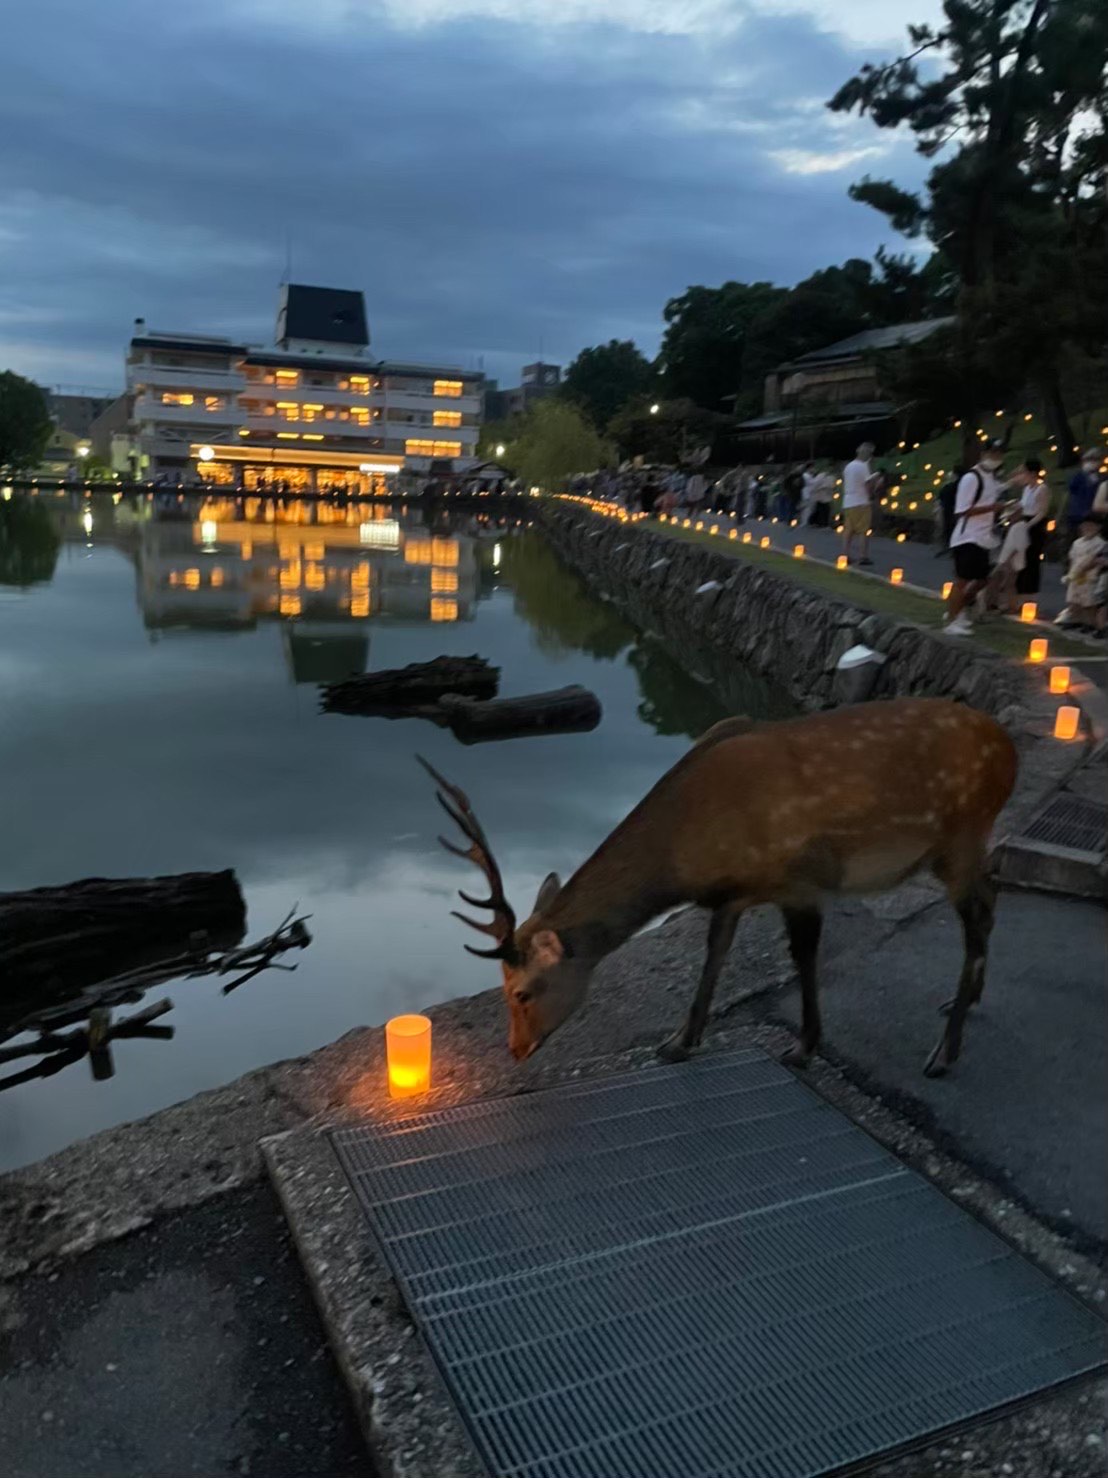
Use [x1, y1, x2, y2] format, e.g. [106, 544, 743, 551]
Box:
[946, 440, 1023, 636]
[1067, 449, 1104, 541]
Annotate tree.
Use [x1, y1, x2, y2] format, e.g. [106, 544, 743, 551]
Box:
[830, 0, 1108, 465]
[501, 535, 633, 660]
[506, 399, 615, 489]
[0, 371, 53, 473]
[561, 340, 655, 430]
[0, 496, 61, 586]
[657, 281, 786, 411]
[608, 397, 730, 463]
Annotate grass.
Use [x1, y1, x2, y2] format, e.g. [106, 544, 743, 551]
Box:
[637, 517, 1093, 662]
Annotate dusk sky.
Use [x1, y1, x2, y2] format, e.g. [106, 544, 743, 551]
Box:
[2, 0, 937, 392]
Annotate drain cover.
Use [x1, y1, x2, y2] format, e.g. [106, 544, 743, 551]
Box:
[331, 1050, 1106, 1478]
[1021, 794, 1107, 856]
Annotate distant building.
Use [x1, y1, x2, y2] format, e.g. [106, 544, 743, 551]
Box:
[735, 318, 954, 457]
[486, 361, 561, 421]
[126, 284, 483, 492]
[41, 389, 114, 473]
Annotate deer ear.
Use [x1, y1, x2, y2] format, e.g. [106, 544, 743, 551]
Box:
[533, 873, 561, 913]
[529, 929, 564, 971]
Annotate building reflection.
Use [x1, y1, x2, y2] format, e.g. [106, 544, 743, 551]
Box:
[138, 496, 481, 682]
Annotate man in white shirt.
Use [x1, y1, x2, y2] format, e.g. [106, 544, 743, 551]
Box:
[947, 440, 1022, 635]
[841, 442, 881, 565]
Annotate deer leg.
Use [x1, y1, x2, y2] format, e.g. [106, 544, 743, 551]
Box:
[779, 906, 823, 1068]
[924, 873, 995, 1078]
[657, 902, 743, 1062]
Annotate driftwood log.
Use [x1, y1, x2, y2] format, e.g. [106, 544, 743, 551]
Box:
[0, 870, 247, 1001]
[321, 655, 499, 715]
[438, 685, 602, 743]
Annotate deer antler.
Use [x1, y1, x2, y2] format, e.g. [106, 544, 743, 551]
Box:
[417, 756, 520, 964]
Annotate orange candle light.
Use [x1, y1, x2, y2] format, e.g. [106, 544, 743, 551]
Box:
[1028, 638, 1048, 663]
[728, 528, 737, 540]
[836, 554, 848, 570]
[942, 581, 953, 599]
[695, 521, 704, 531]
[1053, 706, 1079, 741]
[710, 525, 718, 535]
[1049, 666, 1070, 695]
[759, 536, 770, 549]
[386, 1014, 432, 1098]
[793, 543, 805, 558]
[1020, 602, 1037, 623]
[742, 531, 753, 544]
[890, 567, 904, 584]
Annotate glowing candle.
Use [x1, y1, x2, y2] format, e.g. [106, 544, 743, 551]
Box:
[836, 554, 848, 570]
[760, 536, 770, 549]
[1046, 519, 1056, 533]
[793, 544, 805, 558]
[896, 532, 907, 543]
[1020, 602, 1037, 623]
[695, 521, 704, 531]
[709, 525, 718, 535]
[1053, 706, 1079, 741]
[728, 528, 737, 540]
[386, 1014, 432, 1098]
[942, 581, 953, 599]
[890, 568, 904, 584]
[683, 519, 691, 528]
[742, 531, 752, 544]
[1049, 666, 1070, 694]
[1028, 638, 1048, 663]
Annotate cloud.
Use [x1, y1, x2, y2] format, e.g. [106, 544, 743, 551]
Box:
[0, 0, 926, 390]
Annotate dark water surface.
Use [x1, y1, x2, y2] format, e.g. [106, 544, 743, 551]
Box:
[0, 491, 786, 1170]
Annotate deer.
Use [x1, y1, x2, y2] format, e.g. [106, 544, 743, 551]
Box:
[419, 695, 1018, 1079]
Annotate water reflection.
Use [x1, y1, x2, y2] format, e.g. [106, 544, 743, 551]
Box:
[0, 490, 790, 1167]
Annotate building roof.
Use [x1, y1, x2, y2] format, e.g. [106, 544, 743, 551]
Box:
[278, 285, 369, 348]
[736, 400, 895, 432]
[780, 317, 954, 371]
[131, 336, 250, 356]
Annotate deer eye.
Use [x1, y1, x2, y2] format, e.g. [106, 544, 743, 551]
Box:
[513, 988, 532, 1005]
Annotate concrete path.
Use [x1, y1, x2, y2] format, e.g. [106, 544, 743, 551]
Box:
[0, 1183, 370, 1478]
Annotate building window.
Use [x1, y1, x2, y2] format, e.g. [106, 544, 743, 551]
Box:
[431, 537, 459, 567]
[351, 406, 371, 426]
[347, 374, 371, 393]
[405, 439, 462, 458]
[304, 563, 325, 592]
[279, 594, 302, 617]
[301, 404, 324, 423]
[204, 396, 225, 412]
[433, 380, 463, 398]
[350, 593, 370, 618]
[430, 598, 458, 622]
[184, 568, 201, 589]
[276, 401, 300, 421]
[433, 410, 462, 428]
[275, 369, 300, 387]
[161, 392, 194, 406]
[403, 538, 434, 565]
[430, 568, 458, 593]
[210, 568, 225, 588]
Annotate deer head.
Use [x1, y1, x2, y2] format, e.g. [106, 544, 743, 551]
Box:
[418, 758, 594, 1060]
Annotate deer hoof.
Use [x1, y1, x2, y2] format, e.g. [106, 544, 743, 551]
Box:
[780, 1043, 811, 1069]
[656, 1034, 691, 1063]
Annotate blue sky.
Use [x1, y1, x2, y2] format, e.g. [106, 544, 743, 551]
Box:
[0, 0, 936, 391]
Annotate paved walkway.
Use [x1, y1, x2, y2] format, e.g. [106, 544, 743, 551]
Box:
[698, 509, 1068, 617]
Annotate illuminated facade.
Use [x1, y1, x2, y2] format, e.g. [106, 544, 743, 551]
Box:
[127, 285, 483, 490]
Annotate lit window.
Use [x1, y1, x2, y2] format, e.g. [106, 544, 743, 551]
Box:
[210, 567, 225, 588]
[352, 406, 370, 426]
[279, 593, 302, 616]
[433, 380, 463, 398]
[204, 396, 224, 412]
[162, 392, 194, 406]
[431, 568, 458, 593]
[404, 538, 434, 565]
[350, 593, 370, 618]
[184, 568, 200, 589]
[279, 561, 302, 590]
[241, 541, 253, 560]
[275, 369, 300, 386]
[433, 410, 462, 428]
[431, 538, 459, 567]
[276, 432, 300, 439]
[304, 542, 325, 561]
[348, 375, 370, 392]
[304, 563, 325, 591]
[430, 598, 458, 622]
[405, 439, 462, 458]
[301, 404, 324, 422]
[302, 433, 324, 441]
[276, 402, 300, 421]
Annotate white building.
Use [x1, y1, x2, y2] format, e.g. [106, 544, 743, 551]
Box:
[126, 285, 483, 493]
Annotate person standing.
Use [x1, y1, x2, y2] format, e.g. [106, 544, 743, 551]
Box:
[1016, 457, 1050, 596]
[684, 469, 707, 516]
[946, 441, 1019, 636]
[841, 442, 880, 565]
[1066, 449, 1103, 539]
[807, 464, 836, 527]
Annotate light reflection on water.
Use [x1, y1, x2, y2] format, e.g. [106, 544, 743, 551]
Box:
[0, 491, 787, 1170]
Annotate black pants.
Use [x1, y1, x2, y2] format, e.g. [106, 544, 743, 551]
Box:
[1016, 522, 1047, 595]
[809, 502, 831, 528]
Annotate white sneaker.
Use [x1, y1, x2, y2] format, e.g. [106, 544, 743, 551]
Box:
[946, 614, 973, 636]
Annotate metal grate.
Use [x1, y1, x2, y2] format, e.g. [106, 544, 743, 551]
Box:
[1022, 794, 1107, 855]
[331, 1050, 1107, 1478]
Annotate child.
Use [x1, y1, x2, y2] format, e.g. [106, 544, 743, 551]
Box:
[987, 505, 1030, 614]
[1059, 513, 1108, 634]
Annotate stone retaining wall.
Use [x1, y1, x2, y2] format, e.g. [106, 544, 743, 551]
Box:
[539, 501, 1027, 722]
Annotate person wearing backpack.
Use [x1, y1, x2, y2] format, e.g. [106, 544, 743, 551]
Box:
[935, 464, 965, 555]
[946, 441, 1024, 636]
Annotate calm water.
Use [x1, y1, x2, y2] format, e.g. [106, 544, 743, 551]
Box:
[0, 491, 786, 1170]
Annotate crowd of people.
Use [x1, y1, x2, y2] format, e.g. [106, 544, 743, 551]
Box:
[578, 438, 1108, 641]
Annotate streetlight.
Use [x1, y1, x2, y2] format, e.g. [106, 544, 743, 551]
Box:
[649, 403, 660, 415]
[495, 443, 506, 458]
[198, 445, 215, 462]
[76, 443, 90, 459]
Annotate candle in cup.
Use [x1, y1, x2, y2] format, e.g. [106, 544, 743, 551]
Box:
[386, 1014, 432, 1098]
[1053, 706, 1079, 741]
[942, 581, 953, 599]
[836, 555, 847, 570]
[890, 568, 904, 584]
[1049, 666, 1070, 695]
[1020, 602, 1037, 623]
[1028, 638, 1048, 663]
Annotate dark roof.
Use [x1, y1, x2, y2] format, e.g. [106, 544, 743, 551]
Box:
[736, 401, 896, 432]
[779, 318, 954, 372]
[278, 285, 369, 348]
[130, 336, 249, 356]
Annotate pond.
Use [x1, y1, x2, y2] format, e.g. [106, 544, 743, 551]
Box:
[0, 490, 788, 1170]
